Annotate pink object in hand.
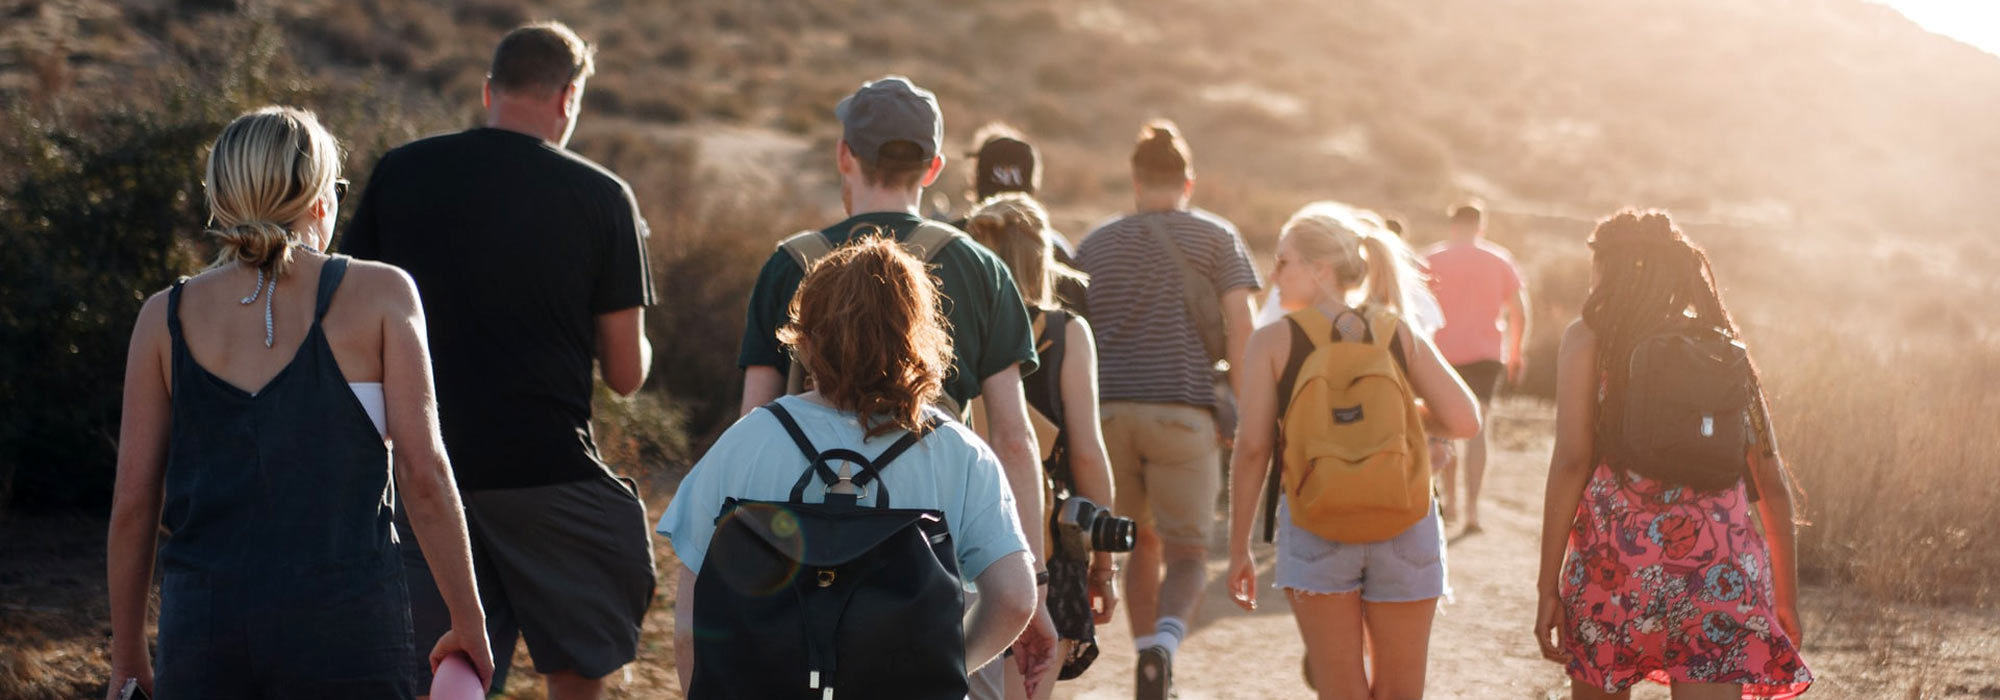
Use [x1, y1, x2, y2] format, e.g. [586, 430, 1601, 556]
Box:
[430, 652, 485, 700]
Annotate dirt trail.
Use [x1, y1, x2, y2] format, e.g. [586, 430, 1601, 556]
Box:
[520, 399, 1998, 699]
[1057, 400, 1567, 699]
[1046, 399, 2000, 699]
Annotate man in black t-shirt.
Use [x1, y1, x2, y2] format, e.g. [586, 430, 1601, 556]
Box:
[343, 22, 656, 699]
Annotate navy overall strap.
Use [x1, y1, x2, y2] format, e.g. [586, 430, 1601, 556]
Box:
[166, 277, 189, 342]
[313, 256, 351, 323]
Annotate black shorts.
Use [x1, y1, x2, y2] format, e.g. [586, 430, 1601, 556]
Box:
[1452, 360, 1505, 405]
[396, 473, 656, 688]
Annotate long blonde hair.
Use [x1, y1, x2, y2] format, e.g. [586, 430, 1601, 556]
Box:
[965, 193, 1087, 311]
[1278, 200, 1419, 312]
[202, 106, 341, 277]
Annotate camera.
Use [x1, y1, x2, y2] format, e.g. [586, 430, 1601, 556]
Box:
[1055, 496, 1135, 553]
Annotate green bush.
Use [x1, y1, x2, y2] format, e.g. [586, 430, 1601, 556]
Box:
[0, 105, 212, 512]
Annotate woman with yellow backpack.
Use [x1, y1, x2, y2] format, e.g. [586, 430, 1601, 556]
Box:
[1225, 201, 1482, 700]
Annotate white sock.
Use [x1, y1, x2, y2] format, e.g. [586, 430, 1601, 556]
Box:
[1154, 616, 1188, 656]
[1133, 633, 1160, 650]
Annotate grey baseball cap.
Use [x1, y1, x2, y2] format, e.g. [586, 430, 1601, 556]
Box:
[834, 76, 943, 163]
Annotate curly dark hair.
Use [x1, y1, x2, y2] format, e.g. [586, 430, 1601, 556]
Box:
[778, 235, 954, 438]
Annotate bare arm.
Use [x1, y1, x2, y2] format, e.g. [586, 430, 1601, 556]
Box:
[1226, 323, 1286, 558]
[1223, 322, 1288, 610]
[1221, 287, 1255, 394]
[1505, 284, 1531, 382]
[595, 306, 651, 396]
[381, 273, 493, 685]
[675, 564, 696, 694]
[1536, 321, 1598, 596]
[980, 366, 1044, 564]
[965, 551, 1038, 673]
[739, 366, 784, 418]
[1403, 323, 1482, 440]
[1059, 320, 1116, 566]
[1747, 399, 1803, 642]
[105, 293, 171, 699]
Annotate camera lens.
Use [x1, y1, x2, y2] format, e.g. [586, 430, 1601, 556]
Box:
[1091, 514, 1137, 553]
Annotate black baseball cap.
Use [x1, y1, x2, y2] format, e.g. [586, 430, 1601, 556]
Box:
[834, 76, 943, 163]
[973, 135, 1039, 200]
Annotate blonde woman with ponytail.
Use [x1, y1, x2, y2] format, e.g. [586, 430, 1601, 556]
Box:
[107, 107, 491, 699]
[1224, 201, 1480, 700]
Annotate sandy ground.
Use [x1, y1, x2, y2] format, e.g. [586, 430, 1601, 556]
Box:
[1046, 399, 2000, 699]
[7, 400, 1999, 699]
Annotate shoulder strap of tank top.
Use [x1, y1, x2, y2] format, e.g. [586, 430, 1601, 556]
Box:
[166, 276, 190, 341]
[313, 256, 351, 323]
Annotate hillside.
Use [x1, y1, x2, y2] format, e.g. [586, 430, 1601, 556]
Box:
[10, 0, 2000, 238]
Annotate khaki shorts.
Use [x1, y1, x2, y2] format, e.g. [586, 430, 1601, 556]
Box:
[1100, 401, 1221, 549]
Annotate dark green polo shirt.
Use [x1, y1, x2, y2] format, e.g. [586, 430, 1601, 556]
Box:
[738, 212, 1039, 406]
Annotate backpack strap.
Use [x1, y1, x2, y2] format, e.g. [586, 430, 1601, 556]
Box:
[766, 401, 939, 508]
[777, 231, 835, 396]
[902, 220, 964, 263]
[777, 230, 836, 273]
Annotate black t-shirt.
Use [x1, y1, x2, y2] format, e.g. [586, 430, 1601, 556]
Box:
[342, 128, 655, 491]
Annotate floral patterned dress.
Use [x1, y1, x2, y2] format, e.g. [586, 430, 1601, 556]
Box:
[1558, 463, 1812, 697]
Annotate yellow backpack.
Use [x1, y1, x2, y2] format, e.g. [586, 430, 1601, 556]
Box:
[1279, 307, 1431, 543]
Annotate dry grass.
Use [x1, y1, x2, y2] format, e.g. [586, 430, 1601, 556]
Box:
[4, 0, 2000, 696]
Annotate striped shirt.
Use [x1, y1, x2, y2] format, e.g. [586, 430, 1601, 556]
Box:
[1078, 208, 1261, 407]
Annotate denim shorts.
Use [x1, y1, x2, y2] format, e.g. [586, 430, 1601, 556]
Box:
[1274, 499, 1449, 603]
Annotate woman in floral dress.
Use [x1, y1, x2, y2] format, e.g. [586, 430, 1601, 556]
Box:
[1534, 210, 1811, 699]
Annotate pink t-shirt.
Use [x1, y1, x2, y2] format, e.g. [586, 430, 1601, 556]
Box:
[1424, 240, 1524, 365]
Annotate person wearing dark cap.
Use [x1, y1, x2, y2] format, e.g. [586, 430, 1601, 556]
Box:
[954, 122, 1089, 316]
[731, 75, 1057, 697]
[1077, 119, 1260, 700]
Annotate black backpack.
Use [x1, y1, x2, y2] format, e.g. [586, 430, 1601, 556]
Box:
[1608, 324, 1757, 491]
[690, 403, 967, 700]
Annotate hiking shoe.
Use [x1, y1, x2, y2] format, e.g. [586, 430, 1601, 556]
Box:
[1136, 644, 1172, 700]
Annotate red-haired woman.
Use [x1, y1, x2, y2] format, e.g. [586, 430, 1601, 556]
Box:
[658, 237, 1038, 695]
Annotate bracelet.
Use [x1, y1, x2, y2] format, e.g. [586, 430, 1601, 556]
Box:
[1035, 570, 1051, 586]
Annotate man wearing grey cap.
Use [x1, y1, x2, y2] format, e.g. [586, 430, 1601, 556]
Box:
[732, 76, 1056, 693]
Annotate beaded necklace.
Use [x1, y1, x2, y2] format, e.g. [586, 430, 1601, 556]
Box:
[236, 239, 323, 348]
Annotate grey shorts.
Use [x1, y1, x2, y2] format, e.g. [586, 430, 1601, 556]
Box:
[397, 473, 657, 687]
[1273, 499, 1449, 603]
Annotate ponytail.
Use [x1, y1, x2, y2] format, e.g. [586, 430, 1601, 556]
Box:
[207, 220, 300, 274]
[203, 106, 342, 277]
[1357, 233, 1407, 313]
[1278, 200, 1419, 313]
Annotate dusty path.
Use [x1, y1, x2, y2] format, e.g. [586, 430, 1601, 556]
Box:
[498, 399, 1999, 699]
[1047, 399, 2000, 699]
[1057, 399, 1565, 699]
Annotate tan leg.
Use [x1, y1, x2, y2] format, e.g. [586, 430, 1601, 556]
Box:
[1286, 590, 1370, 700]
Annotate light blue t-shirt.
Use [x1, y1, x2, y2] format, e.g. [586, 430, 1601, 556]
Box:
[658, 396, 1030, 581]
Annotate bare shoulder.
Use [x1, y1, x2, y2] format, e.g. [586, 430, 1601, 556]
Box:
[131, 287, 173, 338]
[1063, 313, 1095, 347]
[1559, 319, 1596, 362]
[340, 259, 422, 311]
[1247, 319, 1292, 362]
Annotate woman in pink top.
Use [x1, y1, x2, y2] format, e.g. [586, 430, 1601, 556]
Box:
[1423, 203, 1529, 533]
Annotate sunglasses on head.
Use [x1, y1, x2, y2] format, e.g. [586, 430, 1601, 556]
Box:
[333, 178, 350, 204]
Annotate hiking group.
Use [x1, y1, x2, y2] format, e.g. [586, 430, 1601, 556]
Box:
[103, 20, 1813, 700]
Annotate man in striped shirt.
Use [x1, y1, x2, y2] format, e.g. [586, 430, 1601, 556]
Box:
[1077, 120, 1259, 699]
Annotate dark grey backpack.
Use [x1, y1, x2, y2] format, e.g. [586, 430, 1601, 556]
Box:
[1610, 325, 1757, 491]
